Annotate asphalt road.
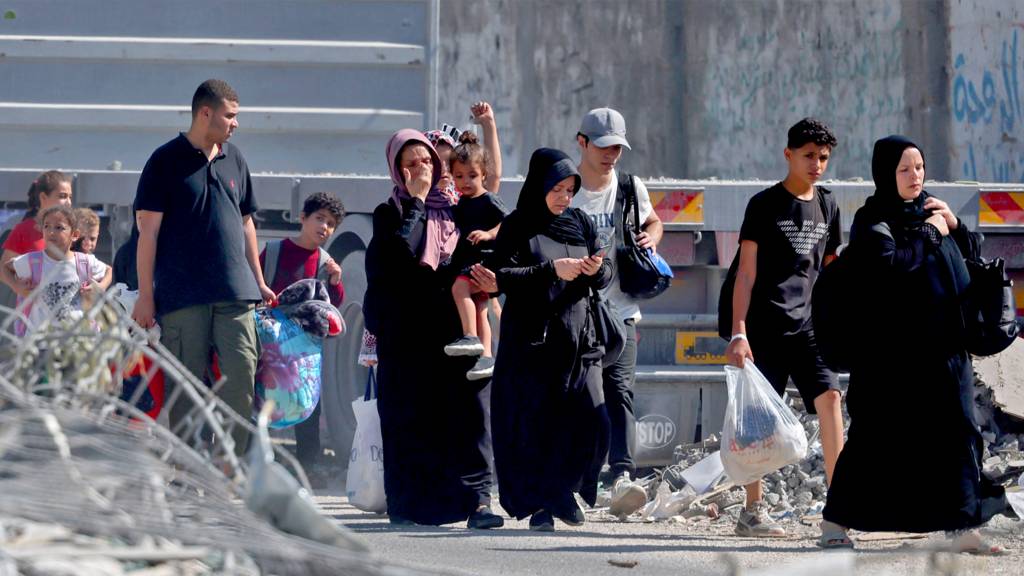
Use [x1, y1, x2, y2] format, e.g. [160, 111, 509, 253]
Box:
[315, 493, 1023, 576]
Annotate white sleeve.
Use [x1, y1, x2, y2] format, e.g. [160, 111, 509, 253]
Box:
[633, 177, 655, 224]
[88, 254, 108, 281]
[11, 254, 30, 279]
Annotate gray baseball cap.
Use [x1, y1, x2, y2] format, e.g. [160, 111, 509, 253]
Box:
[578, 107, 631, 150]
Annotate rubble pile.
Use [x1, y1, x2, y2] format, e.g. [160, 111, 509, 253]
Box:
[636, 369, 1024, 527]
[0, 290, 430, 576]
[655, 403, 834, 523]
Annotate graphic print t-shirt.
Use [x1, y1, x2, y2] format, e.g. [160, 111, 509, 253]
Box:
[12, 251, 108, 328]
[571, 170, 654, 322]
[739, 183, 841, 335]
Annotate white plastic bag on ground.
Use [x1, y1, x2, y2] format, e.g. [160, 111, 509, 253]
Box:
[345, 368, 387, 513]
[721, 362, 808, 485]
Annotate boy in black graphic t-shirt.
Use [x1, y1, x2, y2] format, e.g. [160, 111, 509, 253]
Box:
[726, 118, 843, 538]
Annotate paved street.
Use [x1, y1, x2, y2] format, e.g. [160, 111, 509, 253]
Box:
[315, 493, 1023, 576]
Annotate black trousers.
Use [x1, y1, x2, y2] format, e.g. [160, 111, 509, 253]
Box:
[602, 318, 637, 478]
[295, 400, 322, 466]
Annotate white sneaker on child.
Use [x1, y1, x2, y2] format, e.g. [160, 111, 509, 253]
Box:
[444, 335, 484, 357]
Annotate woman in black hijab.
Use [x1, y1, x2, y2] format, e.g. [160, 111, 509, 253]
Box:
[489, 148, 612, 531]
[820, 136, 1006, 552]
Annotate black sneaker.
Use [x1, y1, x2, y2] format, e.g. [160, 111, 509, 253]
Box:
[466, 356, 495, 381]
[467, 506, 504, 529]
[528, 509, 555, 532]
[552, 495, 585, 527]
[444, 335, 485, 357]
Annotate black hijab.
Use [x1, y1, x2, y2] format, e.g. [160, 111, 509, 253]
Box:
[864, 135, 931, 229]
[516, 148, 587, 245]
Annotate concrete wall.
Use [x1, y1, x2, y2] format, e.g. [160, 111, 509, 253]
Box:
[0, 0, 435, 174]
[948, 0, 1024, 182]
[438, 0, 1021, 183]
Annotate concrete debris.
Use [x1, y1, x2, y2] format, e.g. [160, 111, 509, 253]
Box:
[663, 410, 830, 520]
[649, 369, 1024, 528]
[973, 338, 1024, 420]
[0, 290, 429, 576]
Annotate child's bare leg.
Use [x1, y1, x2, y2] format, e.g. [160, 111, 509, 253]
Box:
[490, 297, 502, 322]
[475, 293, 492, 357]
[452, 277, 478, 337]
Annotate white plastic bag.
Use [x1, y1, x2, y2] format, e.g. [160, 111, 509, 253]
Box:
[345, 368, 387, 513]
[721, 362, 808, 485]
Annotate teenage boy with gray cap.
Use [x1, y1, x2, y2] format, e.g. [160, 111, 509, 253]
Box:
[571, 108, 664, 519]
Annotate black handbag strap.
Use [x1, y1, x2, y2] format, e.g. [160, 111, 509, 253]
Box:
[614, 172, 641, 242]
[364, 367, 377, 401]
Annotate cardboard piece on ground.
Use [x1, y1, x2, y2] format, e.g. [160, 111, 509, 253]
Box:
[679, 450, 725, 495]
[853, 532, 929, 542]
[973, 338, 1024, 420]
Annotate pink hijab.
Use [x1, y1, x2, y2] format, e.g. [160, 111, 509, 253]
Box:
[385, 129, 459, 270]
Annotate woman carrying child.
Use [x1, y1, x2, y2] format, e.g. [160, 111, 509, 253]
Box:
[363, 128, 500, 529]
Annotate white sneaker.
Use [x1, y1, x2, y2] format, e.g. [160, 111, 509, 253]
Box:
[608, 474, 647, 520]
[735, 500, 786, 537]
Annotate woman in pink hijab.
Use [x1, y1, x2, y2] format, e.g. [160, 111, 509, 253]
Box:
[362, 129, 502, 529]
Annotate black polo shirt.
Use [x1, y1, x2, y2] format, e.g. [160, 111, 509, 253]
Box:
[134, 133, 261, 316]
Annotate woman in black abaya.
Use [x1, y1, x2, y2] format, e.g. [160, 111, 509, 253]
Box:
[820, 136, 1006, 552]
[490, 148, 612, 531]
[363, 129, 499, 529]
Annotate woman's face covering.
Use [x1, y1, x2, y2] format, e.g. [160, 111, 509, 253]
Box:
[545, 176, 576, 215]
[895, 147, 925, 201]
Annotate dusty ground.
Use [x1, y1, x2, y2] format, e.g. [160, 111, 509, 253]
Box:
[315, 491, 1024, 576]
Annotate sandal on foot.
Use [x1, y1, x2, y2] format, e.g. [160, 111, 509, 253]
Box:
[817, 520, 854, 549]
[951, 530, 1005, 556]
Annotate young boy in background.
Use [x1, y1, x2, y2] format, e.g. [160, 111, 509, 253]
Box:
[259, 192, 346, 484]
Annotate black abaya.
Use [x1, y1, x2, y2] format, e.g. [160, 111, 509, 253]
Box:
[364, 196, 492, 525]
[489, 148, 613, 520]
[823, 136, 1006, 532]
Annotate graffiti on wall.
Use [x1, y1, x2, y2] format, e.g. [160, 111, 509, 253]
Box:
[951, 28, 1024, 182]
[699, 9, 906, 180]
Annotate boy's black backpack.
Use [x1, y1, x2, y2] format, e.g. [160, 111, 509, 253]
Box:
[718, 186, 836, 341]
[614, 172, 671, 300]
[810, 248, 858, 372]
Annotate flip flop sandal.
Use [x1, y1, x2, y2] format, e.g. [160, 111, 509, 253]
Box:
[950, 530, 1006, 555]
[817, 521, 854, 549]
[817, 532, 854, 549]
[958, 541, 1006, 556]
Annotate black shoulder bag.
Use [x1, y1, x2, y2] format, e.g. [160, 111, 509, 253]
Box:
[615, 172, 671, 300]
[963, 256, 1020, 356]
[590, 287, 626, 368]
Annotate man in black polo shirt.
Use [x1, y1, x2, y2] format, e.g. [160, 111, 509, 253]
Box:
[132, 79, 275, 454]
